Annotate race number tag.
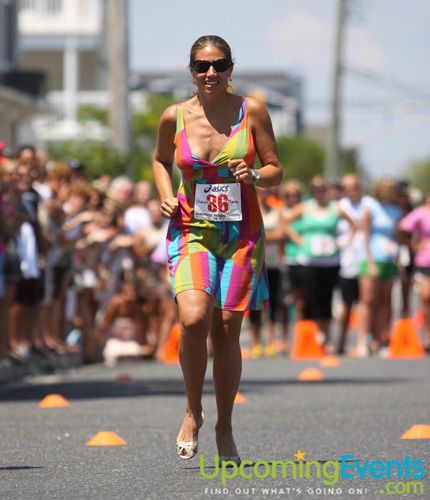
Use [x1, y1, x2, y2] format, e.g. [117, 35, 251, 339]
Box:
[379, 236, 399, 257]
[194, 183, 242, 222]
[310, 235, 337, 257]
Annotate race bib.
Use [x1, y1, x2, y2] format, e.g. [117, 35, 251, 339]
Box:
[379, 236, 398, 257]
[310, 235, 336, 257]
[194, 183, 242, 222]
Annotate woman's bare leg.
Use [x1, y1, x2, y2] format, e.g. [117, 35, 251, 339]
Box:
[419, 277, 430, 348]
[175, 290, 212, 451]
[375, 280, 393, 345]
[357, 276, 376, 353]
[211, 308, 244, 457]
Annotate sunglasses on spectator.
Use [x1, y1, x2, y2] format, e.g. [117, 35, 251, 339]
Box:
[191, 59, 232, 73]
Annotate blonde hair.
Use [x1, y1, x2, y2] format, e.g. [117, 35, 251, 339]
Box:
[372, 177, 396, 203]
[280, 179, 304, 197]
[310, 176, 327, 194]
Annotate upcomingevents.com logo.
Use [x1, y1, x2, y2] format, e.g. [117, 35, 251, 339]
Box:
[199, 453, 426, 495]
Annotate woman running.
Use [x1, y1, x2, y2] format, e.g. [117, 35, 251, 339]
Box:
[152, 35, 283, 462]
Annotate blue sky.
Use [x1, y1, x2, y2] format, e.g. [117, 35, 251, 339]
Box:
[129, 0, 430, 179]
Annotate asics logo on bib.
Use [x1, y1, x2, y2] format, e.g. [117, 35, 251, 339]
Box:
[203, 185, 229, 193]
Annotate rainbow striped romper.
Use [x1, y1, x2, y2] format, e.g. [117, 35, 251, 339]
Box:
[167, 98, 268, 311]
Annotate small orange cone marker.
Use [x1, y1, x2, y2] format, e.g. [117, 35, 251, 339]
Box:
[234, 391, 247, 404]
[320, 355, 340, 367]
[298, 368, 324, 381]
[412, 311, 424, 329]
[401, 425, 430, 440]
[85, 432, 127, 447]
[161, 323, 180, 364]
[389, 319, 425, 359]
[290, 321, 325, 360]
[115, 374, 133, 384]
[39, 394, 70, 408]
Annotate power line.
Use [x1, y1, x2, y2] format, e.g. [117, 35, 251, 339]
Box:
[345, 66, 430, 99]
[350, 114, 430, 146]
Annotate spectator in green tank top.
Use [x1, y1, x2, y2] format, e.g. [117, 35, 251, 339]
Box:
[283, 176, 357, 351]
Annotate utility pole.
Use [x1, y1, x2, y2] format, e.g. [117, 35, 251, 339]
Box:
[326, 0, 347, 178]
[107, 0, 130, 157]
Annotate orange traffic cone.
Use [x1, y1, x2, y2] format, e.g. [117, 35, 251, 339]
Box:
[39, 394, 70, 408]
[234, 391, 247, 404]
[85, 432, 127, 446]
[389, 319, 425, 359]
[401, 425, 430, 440]
[290, 321, 325, 360]
[161, 323, 181, 364]
[298, 368, 324, 381]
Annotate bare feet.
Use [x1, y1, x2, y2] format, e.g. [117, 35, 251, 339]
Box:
[216, 426, 239, 458]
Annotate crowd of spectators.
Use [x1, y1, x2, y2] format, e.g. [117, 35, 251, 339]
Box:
[1, 143, 429, 369]
[254, 175, 430, 358]
[0, 144, 177, 367]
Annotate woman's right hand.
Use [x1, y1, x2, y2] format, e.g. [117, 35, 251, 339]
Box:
[160, 197, 179, 219]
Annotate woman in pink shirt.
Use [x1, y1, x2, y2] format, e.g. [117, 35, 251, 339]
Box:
[399, 192, 430, 351]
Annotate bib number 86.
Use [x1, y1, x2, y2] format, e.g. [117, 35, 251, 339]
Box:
[208, 194, 229, 213]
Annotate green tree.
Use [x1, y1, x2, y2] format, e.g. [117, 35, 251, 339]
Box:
[47, 140, 126, 180]
[130, 93, 176, 181]
[276, 136, 325, 186]
[48, 93, 176, 181]
[407, 156, 430, 194]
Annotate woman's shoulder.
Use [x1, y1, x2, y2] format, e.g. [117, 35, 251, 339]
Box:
[158, 104, 179, 126]
[160, 97, 196, 123]
[245, 95, 268, 116]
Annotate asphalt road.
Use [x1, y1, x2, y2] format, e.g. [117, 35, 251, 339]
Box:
[0, 351, 429, 500]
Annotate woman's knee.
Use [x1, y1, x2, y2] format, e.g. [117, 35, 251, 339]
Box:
[211, 311, 242, 347]
[180, 307, 210, 332]
[177, 290, 212, 332]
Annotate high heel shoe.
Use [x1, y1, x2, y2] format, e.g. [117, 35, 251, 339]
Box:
[176, 412, 204, 460]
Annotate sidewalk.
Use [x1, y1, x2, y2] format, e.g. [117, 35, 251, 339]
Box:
[0, 351, 82, 384]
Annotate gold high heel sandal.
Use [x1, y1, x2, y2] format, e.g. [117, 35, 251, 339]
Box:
[176, 412, 204, 460]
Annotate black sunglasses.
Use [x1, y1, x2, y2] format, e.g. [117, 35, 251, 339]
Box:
[191, 59, 232, 73]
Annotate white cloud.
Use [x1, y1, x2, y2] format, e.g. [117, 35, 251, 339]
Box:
[269, 11, 331, 68]
[269, 10, 385, 71]
[347, 26, 385, 69]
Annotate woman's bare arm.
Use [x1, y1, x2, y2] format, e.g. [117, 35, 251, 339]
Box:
[229, 97, 283, 188]
[152, 105, 178, 218]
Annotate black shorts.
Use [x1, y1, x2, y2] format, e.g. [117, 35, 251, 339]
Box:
[415, 267, 430, 277]
[300, 265, 339, 320]
[338, 276, 359, 305]
[281, 264, 303, 303]
[15, 275, 45, 305]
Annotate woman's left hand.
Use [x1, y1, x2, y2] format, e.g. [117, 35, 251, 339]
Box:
[228, 159, 255, 184]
